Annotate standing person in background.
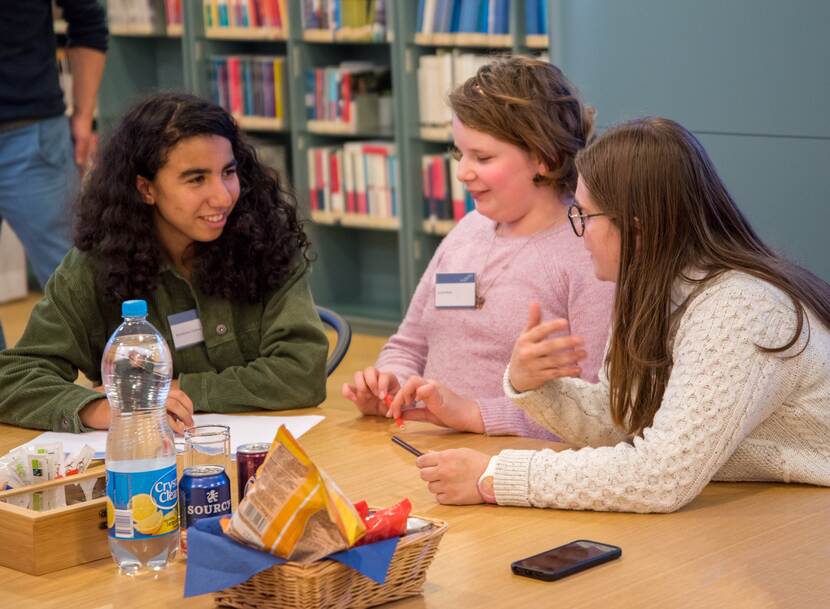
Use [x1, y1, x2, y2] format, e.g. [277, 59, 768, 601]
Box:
[414, 117, 830, 512]
[0, 0, 107, 287]
[344, 57, 615, 439]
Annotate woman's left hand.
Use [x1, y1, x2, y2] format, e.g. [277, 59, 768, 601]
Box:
[416, 448, 491, 505]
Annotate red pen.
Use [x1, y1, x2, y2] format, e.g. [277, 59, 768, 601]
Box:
[384, 394, 404, 430]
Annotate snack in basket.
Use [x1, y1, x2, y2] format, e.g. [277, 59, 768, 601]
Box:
[353, 499, 412, 546]
[223, 426, 366, 563]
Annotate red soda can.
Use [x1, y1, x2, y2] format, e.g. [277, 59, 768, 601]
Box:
[236, 443, 270, 502]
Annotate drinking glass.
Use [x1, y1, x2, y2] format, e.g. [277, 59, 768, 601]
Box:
[182, 425, 231, 472]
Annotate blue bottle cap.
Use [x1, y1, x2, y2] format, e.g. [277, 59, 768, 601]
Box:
[121, 299, 148, 317]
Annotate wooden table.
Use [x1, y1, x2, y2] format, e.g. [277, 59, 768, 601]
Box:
[2, 398, 829, 609]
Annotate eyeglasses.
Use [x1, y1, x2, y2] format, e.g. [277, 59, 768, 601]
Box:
[567, 204, 608, 237]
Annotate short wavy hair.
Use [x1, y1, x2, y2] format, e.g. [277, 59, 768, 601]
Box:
[75, 92, 309, 303]
[448, 55, 594, 195]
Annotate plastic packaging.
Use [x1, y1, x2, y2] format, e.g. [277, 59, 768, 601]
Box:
[353, 498, 412, 546]
[224, 426, 365, 563]
[103, 299, 179, 574]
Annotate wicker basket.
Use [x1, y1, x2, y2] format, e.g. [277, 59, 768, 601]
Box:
[213, 514, 448, 609]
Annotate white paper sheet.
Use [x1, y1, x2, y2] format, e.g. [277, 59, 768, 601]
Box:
[15, 413, 325, 459]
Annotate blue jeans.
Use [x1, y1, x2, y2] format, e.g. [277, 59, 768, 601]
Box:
[0, 115, 77, 287]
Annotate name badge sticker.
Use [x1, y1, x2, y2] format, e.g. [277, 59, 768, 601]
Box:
[435, 273, 476, 309]
[167, 309, 205, 350]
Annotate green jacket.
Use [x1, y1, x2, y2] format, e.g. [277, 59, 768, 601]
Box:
[0, 249, 328, 433]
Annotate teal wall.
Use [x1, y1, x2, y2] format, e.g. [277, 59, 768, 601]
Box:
[551, 0, 830, 280]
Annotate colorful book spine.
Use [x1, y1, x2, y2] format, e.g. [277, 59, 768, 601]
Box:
[275, 57, 285, 119]
[209, 55, 286, 120]
[227, 57, 243, 114]
[217, 0, 230, 26]
[301, 0, 387, 40]
[242, 59, 254, 115]
[423, 153, 470, 223]
[306, 63, 391, 130]
[164, 0, 182, 26]
[203, 0, 284, 30]
[416, 0, 513, 36]
[309, 143, 398, 221]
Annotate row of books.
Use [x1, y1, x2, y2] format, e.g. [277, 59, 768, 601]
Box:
[419, 50, 550, 131]
[422, 153, 474, 223]
[308, 142, 398, 221]
[417, 0, 511, 36]
[209, 55, 288, 121]
[104, 0, 540, 41]
[418, 51, 491, 129]
[106, 0, 176, 35]
[165, 0, 183, 29]
[301, 0, 388, 41]
[305, 63, 393, 132]
[203, 0, 287, 30]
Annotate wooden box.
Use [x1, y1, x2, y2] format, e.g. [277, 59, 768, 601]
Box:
[0, 467, 109, 575]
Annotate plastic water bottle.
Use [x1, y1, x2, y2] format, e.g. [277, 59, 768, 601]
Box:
[103, 299, 179, 574]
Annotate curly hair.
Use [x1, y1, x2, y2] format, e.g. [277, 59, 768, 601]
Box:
[74, 92, 309, 303]
[448, 55, 595, 195]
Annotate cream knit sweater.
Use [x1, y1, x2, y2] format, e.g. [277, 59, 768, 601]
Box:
[498, 272, 830, 513]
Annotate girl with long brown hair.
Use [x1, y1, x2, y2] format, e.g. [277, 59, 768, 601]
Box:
[413, 117, 830, 512]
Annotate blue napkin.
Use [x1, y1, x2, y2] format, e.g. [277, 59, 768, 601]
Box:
[184, 516, 399, 597]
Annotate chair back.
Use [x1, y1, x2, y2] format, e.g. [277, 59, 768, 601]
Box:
[316, 306, 351, 376]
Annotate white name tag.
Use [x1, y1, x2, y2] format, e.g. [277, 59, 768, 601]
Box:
[435, 273, 476, 309]
[167, 309, 205, 350]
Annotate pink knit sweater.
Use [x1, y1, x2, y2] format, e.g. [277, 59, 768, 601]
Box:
[375, 211, 615, 439]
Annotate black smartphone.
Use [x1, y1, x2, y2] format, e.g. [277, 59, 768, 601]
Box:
[511, 539, 621, 581]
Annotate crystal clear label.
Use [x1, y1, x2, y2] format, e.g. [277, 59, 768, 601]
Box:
[106, 465, 179, 539]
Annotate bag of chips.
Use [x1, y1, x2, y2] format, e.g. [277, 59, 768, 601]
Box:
[223, 426, 366, 563]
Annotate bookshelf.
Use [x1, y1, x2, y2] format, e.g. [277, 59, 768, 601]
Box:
[96, 0, 186, 131]
[398, 0, 548, 292]
[289, 3, 402, 332]
[91, 0, 554, 333]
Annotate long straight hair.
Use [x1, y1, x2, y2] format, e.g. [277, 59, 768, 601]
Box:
[575, 117, 830, 435]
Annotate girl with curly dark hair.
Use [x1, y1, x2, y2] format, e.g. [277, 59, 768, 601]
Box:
[0, 92, 328, 434]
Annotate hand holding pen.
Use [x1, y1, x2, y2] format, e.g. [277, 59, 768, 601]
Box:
[391, 436, 492, 505]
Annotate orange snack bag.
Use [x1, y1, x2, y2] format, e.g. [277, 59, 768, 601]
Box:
[224, 426, 366, 563]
